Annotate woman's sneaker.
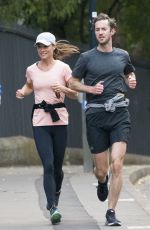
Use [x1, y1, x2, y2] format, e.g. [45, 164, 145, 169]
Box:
[50, 206, 62, 225]
[105, 209, 121, 226]
[97, 175, 108, 202]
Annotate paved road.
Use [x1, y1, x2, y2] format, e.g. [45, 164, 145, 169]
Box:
[0, 165, 150, 230]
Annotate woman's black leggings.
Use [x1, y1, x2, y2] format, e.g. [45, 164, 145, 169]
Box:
[32, 125, 67, 208]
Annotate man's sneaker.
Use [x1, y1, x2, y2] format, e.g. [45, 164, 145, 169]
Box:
[50, 206, 62, 225]
[105, 209, 121, 226]
[97, 175, 108, 201]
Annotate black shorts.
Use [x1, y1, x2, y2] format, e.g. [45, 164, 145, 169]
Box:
[86, 108, 131, 154]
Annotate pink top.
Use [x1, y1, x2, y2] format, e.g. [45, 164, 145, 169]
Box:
[26, 60, 72, 126]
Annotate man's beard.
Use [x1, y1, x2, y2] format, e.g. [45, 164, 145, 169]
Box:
[99, 37, 110, 46]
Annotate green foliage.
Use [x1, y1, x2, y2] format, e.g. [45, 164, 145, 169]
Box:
[0, 0, 78, 27]
[50, 0, 78, 19]
[0, 0, 149, 58]
[118, 0, 150, 58]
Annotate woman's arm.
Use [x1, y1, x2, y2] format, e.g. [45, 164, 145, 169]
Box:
[16, 82, 33, 99]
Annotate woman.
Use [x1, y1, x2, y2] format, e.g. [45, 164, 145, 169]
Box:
[16, 32, 79, 225]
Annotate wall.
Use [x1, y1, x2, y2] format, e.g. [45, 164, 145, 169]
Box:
[0, 25, 82, 148]
[0, 25, 150, 156]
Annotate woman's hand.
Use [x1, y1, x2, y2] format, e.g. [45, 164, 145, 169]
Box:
[52, 83, 78, 99]
[16, 82, 33, 99]
[16, 89, 25, 99]
[51, 83, 64, 98]
[51, 83, 64, 94]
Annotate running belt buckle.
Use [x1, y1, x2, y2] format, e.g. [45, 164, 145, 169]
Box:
[104, 102, 116, 112]
[104, 97, 129, 112]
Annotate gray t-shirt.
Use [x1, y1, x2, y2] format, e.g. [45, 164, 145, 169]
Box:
[72, 47, 135, 104]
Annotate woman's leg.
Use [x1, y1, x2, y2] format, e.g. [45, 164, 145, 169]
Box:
[33, 126, 56, 208]
[53, 125, 67, 205]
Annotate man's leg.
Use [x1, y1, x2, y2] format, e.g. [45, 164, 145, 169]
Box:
[93, 150, 109, 201]
[105, 141, 126, 226]
[108, 141, 126, 209]
[93, 150, 109, 183]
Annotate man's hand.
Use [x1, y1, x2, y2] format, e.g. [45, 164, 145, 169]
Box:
[89, 81, 104, 94]
[128, 73, 137, 89]
[69, 77, 104, 95]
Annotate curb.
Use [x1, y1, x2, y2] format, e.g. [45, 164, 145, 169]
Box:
[130, 166, 150, 184]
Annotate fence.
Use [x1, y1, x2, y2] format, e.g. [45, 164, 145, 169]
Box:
[0, 24, 150, 156]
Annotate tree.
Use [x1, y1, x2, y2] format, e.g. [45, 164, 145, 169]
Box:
[119, 0, 150, 59]
[0, 0, 149, 58]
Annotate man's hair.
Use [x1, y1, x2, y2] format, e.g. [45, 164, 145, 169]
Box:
[93, 13, 117, 30]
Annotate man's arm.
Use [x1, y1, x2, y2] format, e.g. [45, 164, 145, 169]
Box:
[124, 72, 137, 89]
[68, 77, 104, 95]
[51, 82, 78, 100]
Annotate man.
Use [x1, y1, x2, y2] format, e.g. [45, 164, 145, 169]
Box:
[69, 13, 136, 226]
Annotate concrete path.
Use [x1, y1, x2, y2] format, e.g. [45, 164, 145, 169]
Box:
[0, 165, 150, 230]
